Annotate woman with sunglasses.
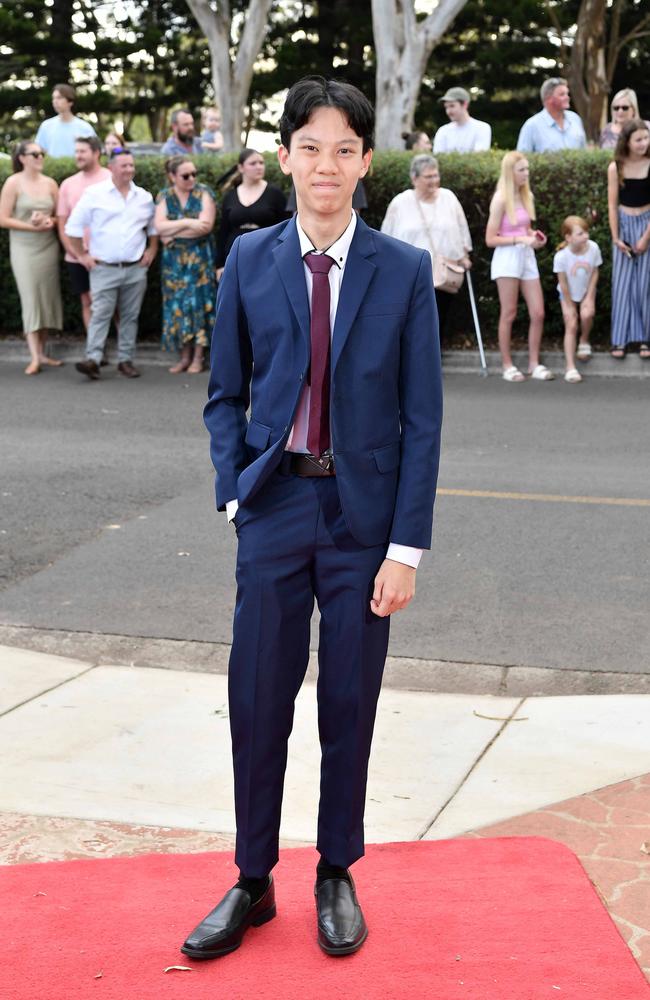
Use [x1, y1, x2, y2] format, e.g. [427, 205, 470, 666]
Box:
[154, 155, 217, 373]
[600, 90, 650, 150]
[0, 141, 63, 375]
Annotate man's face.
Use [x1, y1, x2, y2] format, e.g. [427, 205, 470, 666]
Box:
[548, 85, 570, 112]
[443, 101, 467, 122]
[109, 153, 136, 185]
[74, 142, 97, 171]
[174, 113, 195, 143]
[52, 89, 72, 115]
[278, 106, 372, 219]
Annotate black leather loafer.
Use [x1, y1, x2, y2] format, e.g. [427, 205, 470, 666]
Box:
[315, 874, 368, 956]
[180, 877, 276, 959]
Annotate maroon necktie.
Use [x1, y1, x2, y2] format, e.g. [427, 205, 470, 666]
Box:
[304, 252, 335, 457]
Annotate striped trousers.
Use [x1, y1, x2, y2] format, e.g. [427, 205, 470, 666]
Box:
[611, 209, 650, 347]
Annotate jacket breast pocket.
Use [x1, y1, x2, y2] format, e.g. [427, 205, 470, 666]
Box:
[372, 442, 400, 473]
[245, 419, 272, 451]
[356, 301, 408, 319]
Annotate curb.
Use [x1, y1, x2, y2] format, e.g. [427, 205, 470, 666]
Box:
[1, 626, 648, 697]
[1, 339, 649, 378]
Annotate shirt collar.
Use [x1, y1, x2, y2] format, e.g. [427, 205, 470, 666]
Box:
[108, 178, 136, 197]
[295, 211, 357, 270]
[541, 108, 567, 130]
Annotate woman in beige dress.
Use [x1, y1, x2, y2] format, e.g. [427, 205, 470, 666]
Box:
[0, 140, 63, 374]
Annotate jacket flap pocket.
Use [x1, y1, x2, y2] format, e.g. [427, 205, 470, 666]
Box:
[372, 442, 400, 473]
[245, 419, 272, 450]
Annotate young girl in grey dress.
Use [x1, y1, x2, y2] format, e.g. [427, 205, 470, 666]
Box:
[0, 141, 63, 375]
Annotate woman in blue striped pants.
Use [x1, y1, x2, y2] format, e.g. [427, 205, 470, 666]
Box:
[607, 120, 650, 358]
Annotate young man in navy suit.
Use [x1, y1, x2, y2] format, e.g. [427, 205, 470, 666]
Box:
[182, 77, 442, 960]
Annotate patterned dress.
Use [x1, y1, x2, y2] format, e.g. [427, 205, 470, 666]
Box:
[156, 184, 216, 351]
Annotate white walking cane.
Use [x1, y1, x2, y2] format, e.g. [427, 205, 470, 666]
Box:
[466, 270, 488, 376]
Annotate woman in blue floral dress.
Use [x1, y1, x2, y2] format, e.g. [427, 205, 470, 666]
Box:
[154, 156, 217, 373]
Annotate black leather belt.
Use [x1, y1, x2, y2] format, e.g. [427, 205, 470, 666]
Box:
[96, 259, 140, 267]
[280, 452, 336, 477]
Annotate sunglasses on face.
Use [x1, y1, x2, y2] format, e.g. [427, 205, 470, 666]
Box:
[178, 170, 197, 180]
[613, 105, 631, 111]
[26, 151, 45, 159]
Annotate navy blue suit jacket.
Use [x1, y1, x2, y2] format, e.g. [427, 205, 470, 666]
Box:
[204, 215, 442, 549]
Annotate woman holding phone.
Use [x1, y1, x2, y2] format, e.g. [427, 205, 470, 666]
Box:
[485, 151, 551, 381]
[607, 119, 650, 358]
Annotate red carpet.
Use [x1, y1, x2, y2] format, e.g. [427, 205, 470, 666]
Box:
[1, 838, 647, 999]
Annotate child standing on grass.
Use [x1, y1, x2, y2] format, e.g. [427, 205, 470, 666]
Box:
[553, 215, 602, 382]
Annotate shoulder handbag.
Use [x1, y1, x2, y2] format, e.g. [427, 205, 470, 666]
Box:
[413, 192, 465, 294]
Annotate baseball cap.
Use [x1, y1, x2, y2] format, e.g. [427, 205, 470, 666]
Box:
[439, 87, 470, 104]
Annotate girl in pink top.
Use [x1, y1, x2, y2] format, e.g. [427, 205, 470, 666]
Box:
[485, 151, 551, 381]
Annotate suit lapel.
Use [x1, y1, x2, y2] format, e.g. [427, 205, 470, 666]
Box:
[272, 219, 310, 356]
[331, 218, 377, 373]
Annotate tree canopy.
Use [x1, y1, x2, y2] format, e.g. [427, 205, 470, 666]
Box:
[0, 0, 648, 150]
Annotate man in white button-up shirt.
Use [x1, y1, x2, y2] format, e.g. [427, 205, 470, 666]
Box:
[65, 148, 158, 379]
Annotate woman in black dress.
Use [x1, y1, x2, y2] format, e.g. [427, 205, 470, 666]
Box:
[215, 148, 287, 278]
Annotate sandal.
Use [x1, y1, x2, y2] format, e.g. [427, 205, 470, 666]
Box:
[640, 343, 650, 359]
[188, 359, 205, 374]
[529, 364, 555, 380]
[610, 346, 626, 359]
[576, 343, 592, 361]
[502, 365, 525, 382]
[564, 368, 582, 383]
[24, 361, 40, 376]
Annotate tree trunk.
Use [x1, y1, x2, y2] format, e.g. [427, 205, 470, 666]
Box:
[47, 0, 74, 91]
[371, 0, 468, 149]
[185, 0, 273, 151]
[564, 0, 608, 142]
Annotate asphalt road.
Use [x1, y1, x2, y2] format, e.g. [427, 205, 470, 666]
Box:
[1, 361, 648, 673]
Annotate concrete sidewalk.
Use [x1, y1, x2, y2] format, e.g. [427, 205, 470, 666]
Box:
[1, 643, 649, 979]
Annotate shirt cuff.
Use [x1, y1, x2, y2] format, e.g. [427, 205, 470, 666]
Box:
[225, 499, 239, 523]
[385, 543, 422, 569]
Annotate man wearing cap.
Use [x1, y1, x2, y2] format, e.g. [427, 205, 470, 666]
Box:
[433, 87, 492, 154]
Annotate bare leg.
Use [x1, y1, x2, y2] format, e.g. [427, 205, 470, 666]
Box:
[169, 343, 192, 374]
[38, 329, 63, 367]
[579, 298, 594, 346]
[561, 299, 578, 372]
[520, 278, 545, 371]
[80, 291, 92, 332]
[188, 344, 205, 373]
[496, 277, 522, 373]
[25, 330, 40, 374]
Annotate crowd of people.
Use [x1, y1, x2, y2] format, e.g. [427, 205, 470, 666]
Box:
[1, 78, 649, 381]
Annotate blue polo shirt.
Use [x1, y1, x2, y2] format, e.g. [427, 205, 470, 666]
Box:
[516, 109, 587, 153]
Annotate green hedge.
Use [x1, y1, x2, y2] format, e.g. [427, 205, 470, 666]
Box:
[0, 149, 614, 344]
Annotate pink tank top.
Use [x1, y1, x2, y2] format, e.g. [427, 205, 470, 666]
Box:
[498, 204, 530, 238]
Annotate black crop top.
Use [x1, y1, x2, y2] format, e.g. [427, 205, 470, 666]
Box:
[619, 170, 650, 208]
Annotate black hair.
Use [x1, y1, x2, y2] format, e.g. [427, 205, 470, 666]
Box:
[403, 131, 425, 150]
[279, 76, 374, 153]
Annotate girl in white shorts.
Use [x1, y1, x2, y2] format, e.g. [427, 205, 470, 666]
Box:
[485, 152, 551, 381]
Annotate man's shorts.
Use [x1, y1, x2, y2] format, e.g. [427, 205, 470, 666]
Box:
[66, 261, 90, 296]
[490, 244, 539, 281]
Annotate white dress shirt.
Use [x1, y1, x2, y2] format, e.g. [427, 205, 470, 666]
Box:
[227, 213, 422, 570]
[65, 178, 156, 263]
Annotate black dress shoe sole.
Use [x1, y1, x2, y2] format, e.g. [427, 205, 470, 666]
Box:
[180, 902, 277, 959]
